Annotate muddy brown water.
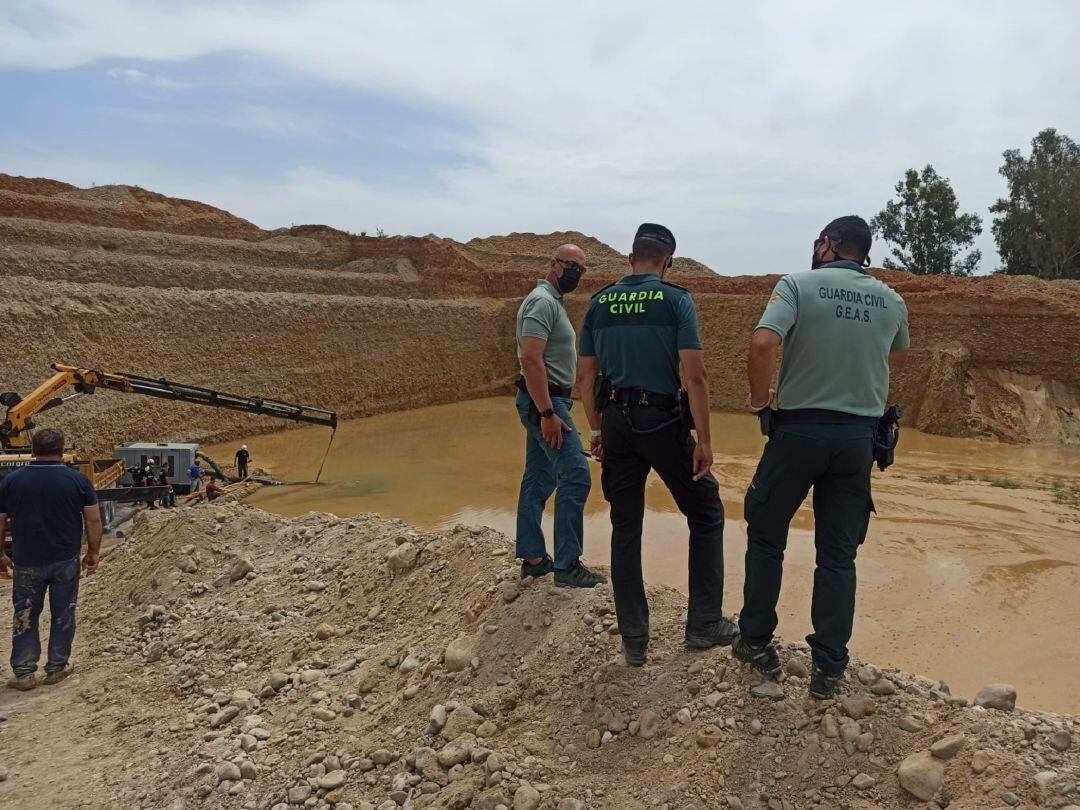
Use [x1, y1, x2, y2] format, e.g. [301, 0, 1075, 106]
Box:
[207, 397, 1080, 713]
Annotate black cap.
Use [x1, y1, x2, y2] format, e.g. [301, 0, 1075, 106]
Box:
[634, 223, 676, 253]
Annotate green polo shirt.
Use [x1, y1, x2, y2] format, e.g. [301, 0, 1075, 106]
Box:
[516, 279, 577, 388]
[758, 260, 909, 417]
[579, 273, 702, 395]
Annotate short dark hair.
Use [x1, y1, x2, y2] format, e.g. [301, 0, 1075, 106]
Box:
[820, 215, 872, 261]
[32, 427, 65, 456]
[632, 237, 672, 264]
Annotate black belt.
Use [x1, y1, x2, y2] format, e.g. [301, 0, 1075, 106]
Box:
[515, 377, 573, 399]
[609, 388, 678, 409]
[773, 408, 878, 426]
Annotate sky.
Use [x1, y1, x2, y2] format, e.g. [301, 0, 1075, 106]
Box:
[1, 0, 1078, 274]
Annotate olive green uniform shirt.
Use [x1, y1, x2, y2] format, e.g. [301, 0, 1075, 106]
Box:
[516, 280, 577, 389]
[757, 260, 909, 417]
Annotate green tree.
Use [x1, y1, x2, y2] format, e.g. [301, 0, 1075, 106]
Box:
[990, 128, 1080, 279]
[871, 165, 982, 275]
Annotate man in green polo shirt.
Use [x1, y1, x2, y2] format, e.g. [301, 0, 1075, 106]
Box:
[733, 215, 909, 700]
[514, 244, 605, 589]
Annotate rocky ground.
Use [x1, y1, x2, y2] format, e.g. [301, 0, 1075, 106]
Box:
[0, 504, 1076, 809]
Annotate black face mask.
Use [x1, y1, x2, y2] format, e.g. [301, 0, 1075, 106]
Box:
[557, 264, 583, 293]
[811, 248, 825, 270]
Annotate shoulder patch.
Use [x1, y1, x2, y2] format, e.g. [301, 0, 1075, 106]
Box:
[659, 280, 689, 293]
[589, 282, 618, 300]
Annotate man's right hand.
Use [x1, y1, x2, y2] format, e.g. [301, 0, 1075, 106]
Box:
[81, 551, 100, 573]
[541, 414, 570, 449]
[0, 553, 12, 577]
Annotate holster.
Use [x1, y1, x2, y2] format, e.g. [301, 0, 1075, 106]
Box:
[677, 389, 694, 445]
[758, 407, 775, 437]
[873, 404, 904, 471]
[594, 376, 612, 413]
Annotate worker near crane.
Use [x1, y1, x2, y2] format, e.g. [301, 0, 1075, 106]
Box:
[734, 215, 909, 700]
[513, 244, 605, 588]
[578, 223, 735, 666]
[235, 445, 250, 479]
[0, 427, 101, 690]
[188, 459, 202, 492]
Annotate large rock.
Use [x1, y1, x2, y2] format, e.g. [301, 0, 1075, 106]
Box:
[637, 709, 661, 739]
[387, 542, 419, 572]
[931, 733, 967, 759]
[898, 750, 945, 801]
[1048, 730, 1072, 752]
[443, 635, 476, 672]
[974, 683, 1017, 711]
[514, 785, 542, 810]
[442, 705, 482, 739]
[841, 695, 877, 720]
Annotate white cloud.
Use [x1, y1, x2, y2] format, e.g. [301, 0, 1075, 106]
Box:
[105, 66, 191, 90]
[2, 0, 1078, 272]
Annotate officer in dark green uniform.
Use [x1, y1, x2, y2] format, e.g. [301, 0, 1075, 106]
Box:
[733, 215, 910, 699]
[578, 223, 737, 667]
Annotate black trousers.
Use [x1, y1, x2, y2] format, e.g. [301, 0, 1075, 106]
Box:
[600, 402, 725, 640]
[738, 423, 875, 674]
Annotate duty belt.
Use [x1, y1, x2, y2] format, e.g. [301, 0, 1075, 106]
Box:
[772, 408, 878, 427]
[609, 388, 678, 409]
[515, 377, 573, 399]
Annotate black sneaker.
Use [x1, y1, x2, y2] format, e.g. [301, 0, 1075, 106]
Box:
[622, 636, 648, 667]
[554, 561, 607, 588]
[809, 665, 842, 700]
[520, 554, 554, 579]
[685, 617, 740, 649]
[732, 637, 782, 676]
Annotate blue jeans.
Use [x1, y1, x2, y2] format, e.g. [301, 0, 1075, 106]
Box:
[11, 557, 81, 678]
[514, 391, 591, 569]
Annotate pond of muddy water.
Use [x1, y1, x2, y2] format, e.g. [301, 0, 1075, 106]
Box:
[207, 398, 1080, 712]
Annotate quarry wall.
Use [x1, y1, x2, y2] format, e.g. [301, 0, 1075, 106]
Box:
[2, 173, 1078, 451]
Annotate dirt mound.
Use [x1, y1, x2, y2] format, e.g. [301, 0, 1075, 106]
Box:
[1, 506, 1075, 809]
[0, 173, 264, 240]
[464, 230, 717, 277]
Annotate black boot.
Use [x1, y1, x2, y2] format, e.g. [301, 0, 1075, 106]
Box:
[622, 636, 648, 667]
[809, 665, 843, 700]
[685, 616, 739, 649]
[732, 637, 782, 675]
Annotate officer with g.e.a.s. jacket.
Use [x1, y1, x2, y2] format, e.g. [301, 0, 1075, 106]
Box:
[577, 223, 737, 667]
[733, 214, 909, 700]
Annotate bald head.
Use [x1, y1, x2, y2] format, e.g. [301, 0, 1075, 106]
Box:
[552, 243, 586, 264]
[546, 243, 587, 295]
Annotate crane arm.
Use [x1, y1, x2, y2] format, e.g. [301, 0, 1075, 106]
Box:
[1, 363, 337, 450]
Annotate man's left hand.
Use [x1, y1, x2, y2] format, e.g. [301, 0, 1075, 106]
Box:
[82, 551, 100, 572]
[0, 553, 11, 576]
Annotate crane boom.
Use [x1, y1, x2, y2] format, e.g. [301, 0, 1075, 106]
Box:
[0, 363, 337, 450]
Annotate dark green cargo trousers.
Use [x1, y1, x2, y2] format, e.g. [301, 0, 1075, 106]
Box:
[738, 423, 875, 674]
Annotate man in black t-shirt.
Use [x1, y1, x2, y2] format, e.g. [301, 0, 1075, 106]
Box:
[0, 428, 102, 690]
[234, 445, 250, 479]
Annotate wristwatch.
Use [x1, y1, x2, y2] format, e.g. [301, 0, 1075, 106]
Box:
[540, 408, 555, 419]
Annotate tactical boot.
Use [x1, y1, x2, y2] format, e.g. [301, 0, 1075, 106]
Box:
[622, 636, 648, 667]
[6, 675, 36, 691]
[732, 637, 782, 676]
[555, 561, 607, 588]
[520, 554, 554, 579]
[685, 616, 739, 649]
[809, 665, 843, 700]
[43, 666, 73, 686]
